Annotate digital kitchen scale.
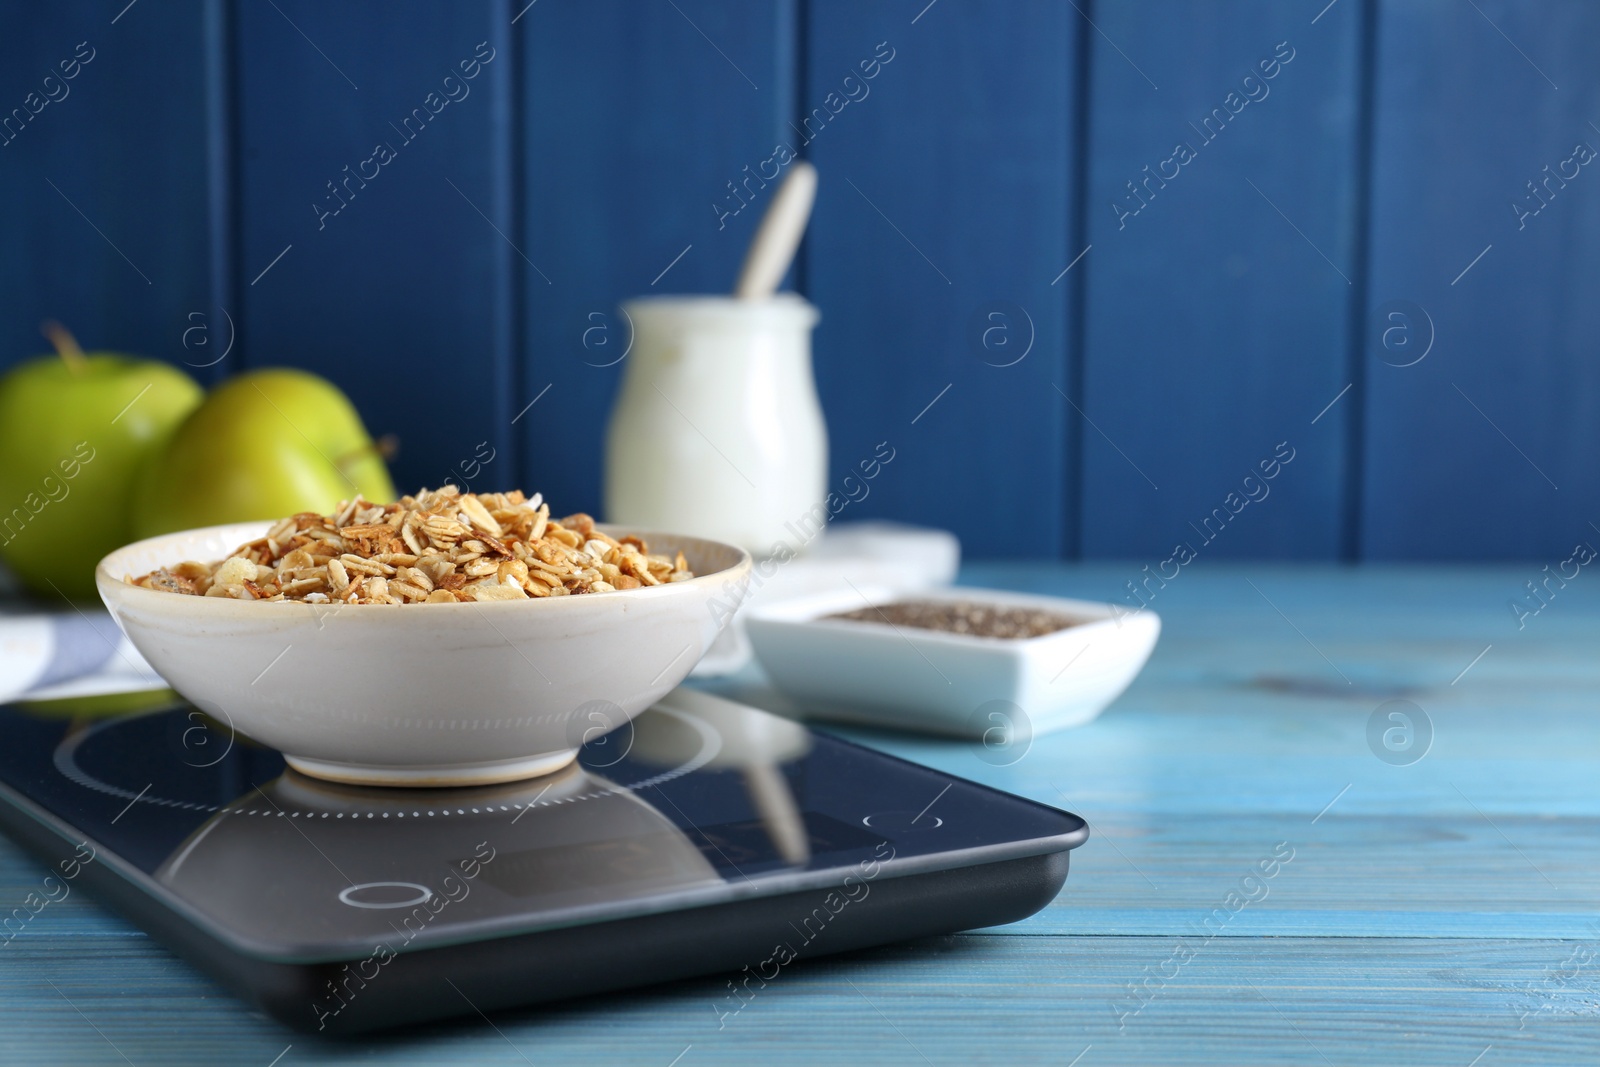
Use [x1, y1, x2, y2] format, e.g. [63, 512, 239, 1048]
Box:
[0, 689, 1086, 1035]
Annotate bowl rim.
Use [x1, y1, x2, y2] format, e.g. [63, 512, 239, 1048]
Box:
[96, 519, 752, 614]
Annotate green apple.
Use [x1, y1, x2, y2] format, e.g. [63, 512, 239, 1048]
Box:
[0, 324, 203, 600]
[131, 367, 395, 538]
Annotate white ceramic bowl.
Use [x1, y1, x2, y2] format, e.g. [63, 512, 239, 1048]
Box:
[745, 586, 1160, 739]
[97, 522, 751, 787]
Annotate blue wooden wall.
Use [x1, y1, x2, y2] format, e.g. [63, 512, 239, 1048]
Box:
[3, 0, 1596, 561]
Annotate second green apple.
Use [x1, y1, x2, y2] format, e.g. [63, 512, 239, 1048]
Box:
[133, 368, 395, 538]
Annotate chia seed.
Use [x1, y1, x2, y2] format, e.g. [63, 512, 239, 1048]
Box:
[824, 599, 1083, 640]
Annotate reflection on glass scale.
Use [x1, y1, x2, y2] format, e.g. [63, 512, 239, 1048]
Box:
[9, 684, 1001, 956]
[146, 689, 818, 950]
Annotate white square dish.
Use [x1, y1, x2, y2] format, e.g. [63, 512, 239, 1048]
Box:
[744, 586, 1160, 739]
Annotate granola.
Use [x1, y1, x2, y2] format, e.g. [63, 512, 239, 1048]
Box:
[131, 486, 694, 604]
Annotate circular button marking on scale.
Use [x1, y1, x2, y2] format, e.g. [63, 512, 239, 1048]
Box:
[337, 882, 434, 909]
[862, 811, 943, 833]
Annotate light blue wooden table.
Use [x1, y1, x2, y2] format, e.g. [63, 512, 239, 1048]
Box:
[2, 564, 1596, 1065]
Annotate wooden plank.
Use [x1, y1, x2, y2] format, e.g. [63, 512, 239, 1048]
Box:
[802, 0, 1077, 557]
[1078, 2, 1363, 559]
[1, 930, 1594, 1065]
[518, 0, 796, 515]
[233, 1, 519, 493]
[0, 2, 212, 377]
[1361, 0, 1600, 558]
[1020, 811, 1600, 939]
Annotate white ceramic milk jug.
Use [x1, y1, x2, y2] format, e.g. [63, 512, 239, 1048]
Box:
[603, 294, 827, 556]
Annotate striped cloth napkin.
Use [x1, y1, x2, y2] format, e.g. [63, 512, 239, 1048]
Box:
[0, 609, 164, 704]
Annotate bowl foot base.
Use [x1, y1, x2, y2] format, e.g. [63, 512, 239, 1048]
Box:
[283, 748, 580, 788]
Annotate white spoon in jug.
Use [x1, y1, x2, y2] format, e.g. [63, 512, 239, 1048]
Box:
[733, 160, 818, 299]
